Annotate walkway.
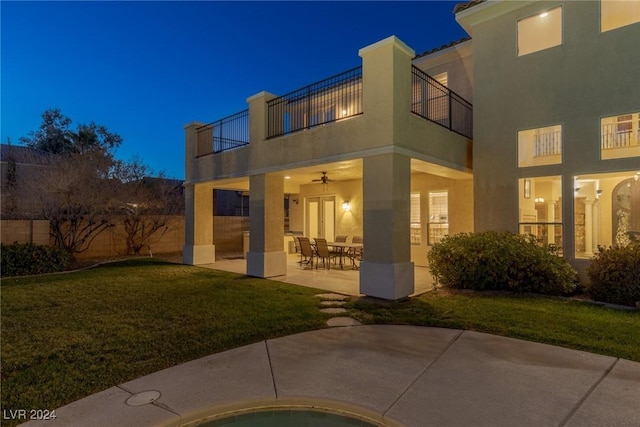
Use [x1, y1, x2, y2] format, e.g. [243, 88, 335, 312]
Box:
[203, 254, 434, 296]
[23, 325, 640, 427]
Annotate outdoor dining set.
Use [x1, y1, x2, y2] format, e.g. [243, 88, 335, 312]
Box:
[292, 235, 363, 270]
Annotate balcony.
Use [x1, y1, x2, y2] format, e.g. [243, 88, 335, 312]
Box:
[411, 66, 473, 139]
[195, 109, 249, 156]
[267, 67, 363, 138]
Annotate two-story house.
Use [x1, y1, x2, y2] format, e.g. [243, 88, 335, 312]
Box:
[184, 0, 639, 300]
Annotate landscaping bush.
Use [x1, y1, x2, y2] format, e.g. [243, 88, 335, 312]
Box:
[1, 243, 71, 277]
[587, 245, 640, 307]
[427, 231, 578, 295]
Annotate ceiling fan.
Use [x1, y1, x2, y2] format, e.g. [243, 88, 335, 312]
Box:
[312, 172, 332, 191]
[312, 172, 332, 184]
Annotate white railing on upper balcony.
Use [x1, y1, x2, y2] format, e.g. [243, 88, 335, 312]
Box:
[601, 124, 639, 150]
[534, 130, 562, 157]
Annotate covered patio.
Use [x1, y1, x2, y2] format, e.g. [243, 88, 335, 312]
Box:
[201, 252, 435, 296]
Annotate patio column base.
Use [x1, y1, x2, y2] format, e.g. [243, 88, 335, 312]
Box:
[183, 244, 215, 265]
[359, 261, 414, 300]
[247, 251, 287, 278]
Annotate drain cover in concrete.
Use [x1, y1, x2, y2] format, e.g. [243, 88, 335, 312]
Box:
[327, 317, 362, 327]
[126, 390, 161, 406]
[315, 293, 349, 301]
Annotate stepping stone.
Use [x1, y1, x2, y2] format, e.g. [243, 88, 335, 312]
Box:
[321, 301, 347, 307]
[320, 307, 348, 314]
[327, 317, 362, 327]
[315, 293, 349, 301]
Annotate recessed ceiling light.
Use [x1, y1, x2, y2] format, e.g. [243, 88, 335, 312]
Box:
[540, 12, 549, 18]
[284, 176, 291, 180]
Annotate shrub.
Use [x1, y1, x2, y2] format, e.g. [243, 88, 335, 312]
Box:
[1, 243, 71, 277]
[427, 231, 578, 295]
[587, 245, 640, 307]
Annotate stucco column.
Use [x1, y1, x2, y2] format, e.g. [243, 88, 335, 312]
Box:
[584, 199, 594, 257]
[247, 173, 286, 277]
[360, 153, 414, 300]
[183, 183, 215, 265]
[247, 91, 277, 144]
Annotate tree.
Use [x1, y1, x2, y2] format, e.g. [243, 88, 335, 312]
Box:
[19, 108, 122, 157]
[22, 152, 119, 255]
[116, 171, 184, 255]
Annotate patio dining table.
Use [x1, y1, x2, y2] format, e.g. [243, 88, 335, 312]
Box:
[327, 241, 363, 269]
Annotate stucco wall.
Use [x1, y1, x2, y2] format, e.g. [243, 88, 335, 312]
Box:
[468, 1, 640, 269]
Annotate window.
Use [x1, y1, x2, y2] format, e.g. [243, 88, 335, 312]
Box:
[518, 125, 562, 167]
[518, 176, 563, 253]
[601, 0, 640, 32]
[574, 171, 640, 258]
[410, 193, 421, 245]
[428, 191, 448, 245]
[601, 112, 640, 159]
[433, 72, 448, 88]
[517, 6, 562, 56]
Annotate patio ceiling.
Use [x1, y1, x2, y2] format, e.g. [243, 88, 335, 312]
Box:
[208, 157, 471, 193]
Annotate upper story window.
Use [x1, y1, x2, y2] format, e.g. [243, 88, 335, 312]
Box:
[601, 112, 640, 159]
[601, 0, 640, 32]
[432, 72, 448, 87]
[518, 124, 563, 167]
[517, 6, 562, 56]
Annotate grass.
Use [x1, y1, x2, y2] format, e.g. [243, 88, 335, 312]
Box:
[1, 259, 329, 425]
[349, 290, 640, 362]
[2, 259, 639, 426]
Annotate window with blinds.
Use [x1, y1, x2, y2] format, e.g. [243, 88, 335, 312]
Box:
[428, 191, 449, 245]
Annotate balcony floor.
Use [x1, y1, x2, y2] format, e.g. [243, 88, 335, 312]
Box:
[199, 253, 434, 297]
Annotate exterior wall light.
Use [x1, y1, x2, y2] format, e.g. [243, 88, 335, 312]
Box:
[534, 197, 545, 203]
[342, 201, 351, 211]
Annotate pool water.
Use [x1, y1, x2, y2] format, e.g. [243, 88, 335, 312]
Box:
[197, 409, 381, 427]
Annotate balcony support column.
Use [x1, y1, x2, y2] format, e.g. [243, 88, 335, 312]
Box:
[183, 183, 215, 265]
[247, 173, 286, 278]
[360, 153, 414, 300]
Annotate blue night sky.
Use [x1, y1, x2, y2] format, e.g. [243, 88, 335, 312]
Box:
[1, 1, 468, 180]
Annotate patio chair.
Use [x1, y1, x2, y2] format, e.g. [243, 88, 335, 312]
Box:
[347, 236, 363, 269]
[335, 235, 348, 242]
[292, 236, 301, 254]
[297, 237, 314, 268]
[314, 238, 338, 270]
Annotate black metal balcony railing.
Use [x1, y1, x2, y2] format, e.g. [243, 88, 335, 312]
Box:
[267, 66, 363, 139]
[196, 109, 249, 155]
[411, 66, 473, 138]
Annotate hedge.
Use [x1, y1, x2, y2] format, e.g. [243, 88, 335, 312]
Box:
[1, 243, 71, 277]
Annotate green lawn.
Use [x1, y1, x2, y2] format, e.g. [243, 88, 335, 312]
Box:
[1, 259, 639, 426]
[0, 259, 329, 424]
[349, 290, 640, 362]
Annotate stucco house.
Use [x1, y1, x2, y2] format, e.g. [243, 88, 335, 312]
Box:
[183, 0, 639, 300]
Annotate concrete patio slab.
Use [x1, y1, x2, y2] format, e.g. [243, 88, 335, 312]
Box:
[386, 330, 618, 427]
[265, 326, 462, 419]
[20, 386, 179, 427]
[119, 342, 276, 426]
[18, 326, 640, 427]
[201, 254, 434, 296]
[564, 358, 640, 427]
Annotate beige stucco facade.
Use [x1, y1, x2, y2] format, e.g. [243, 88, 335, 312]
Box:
[457, 0, 640, 277]
[184, 36, 474, 300]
